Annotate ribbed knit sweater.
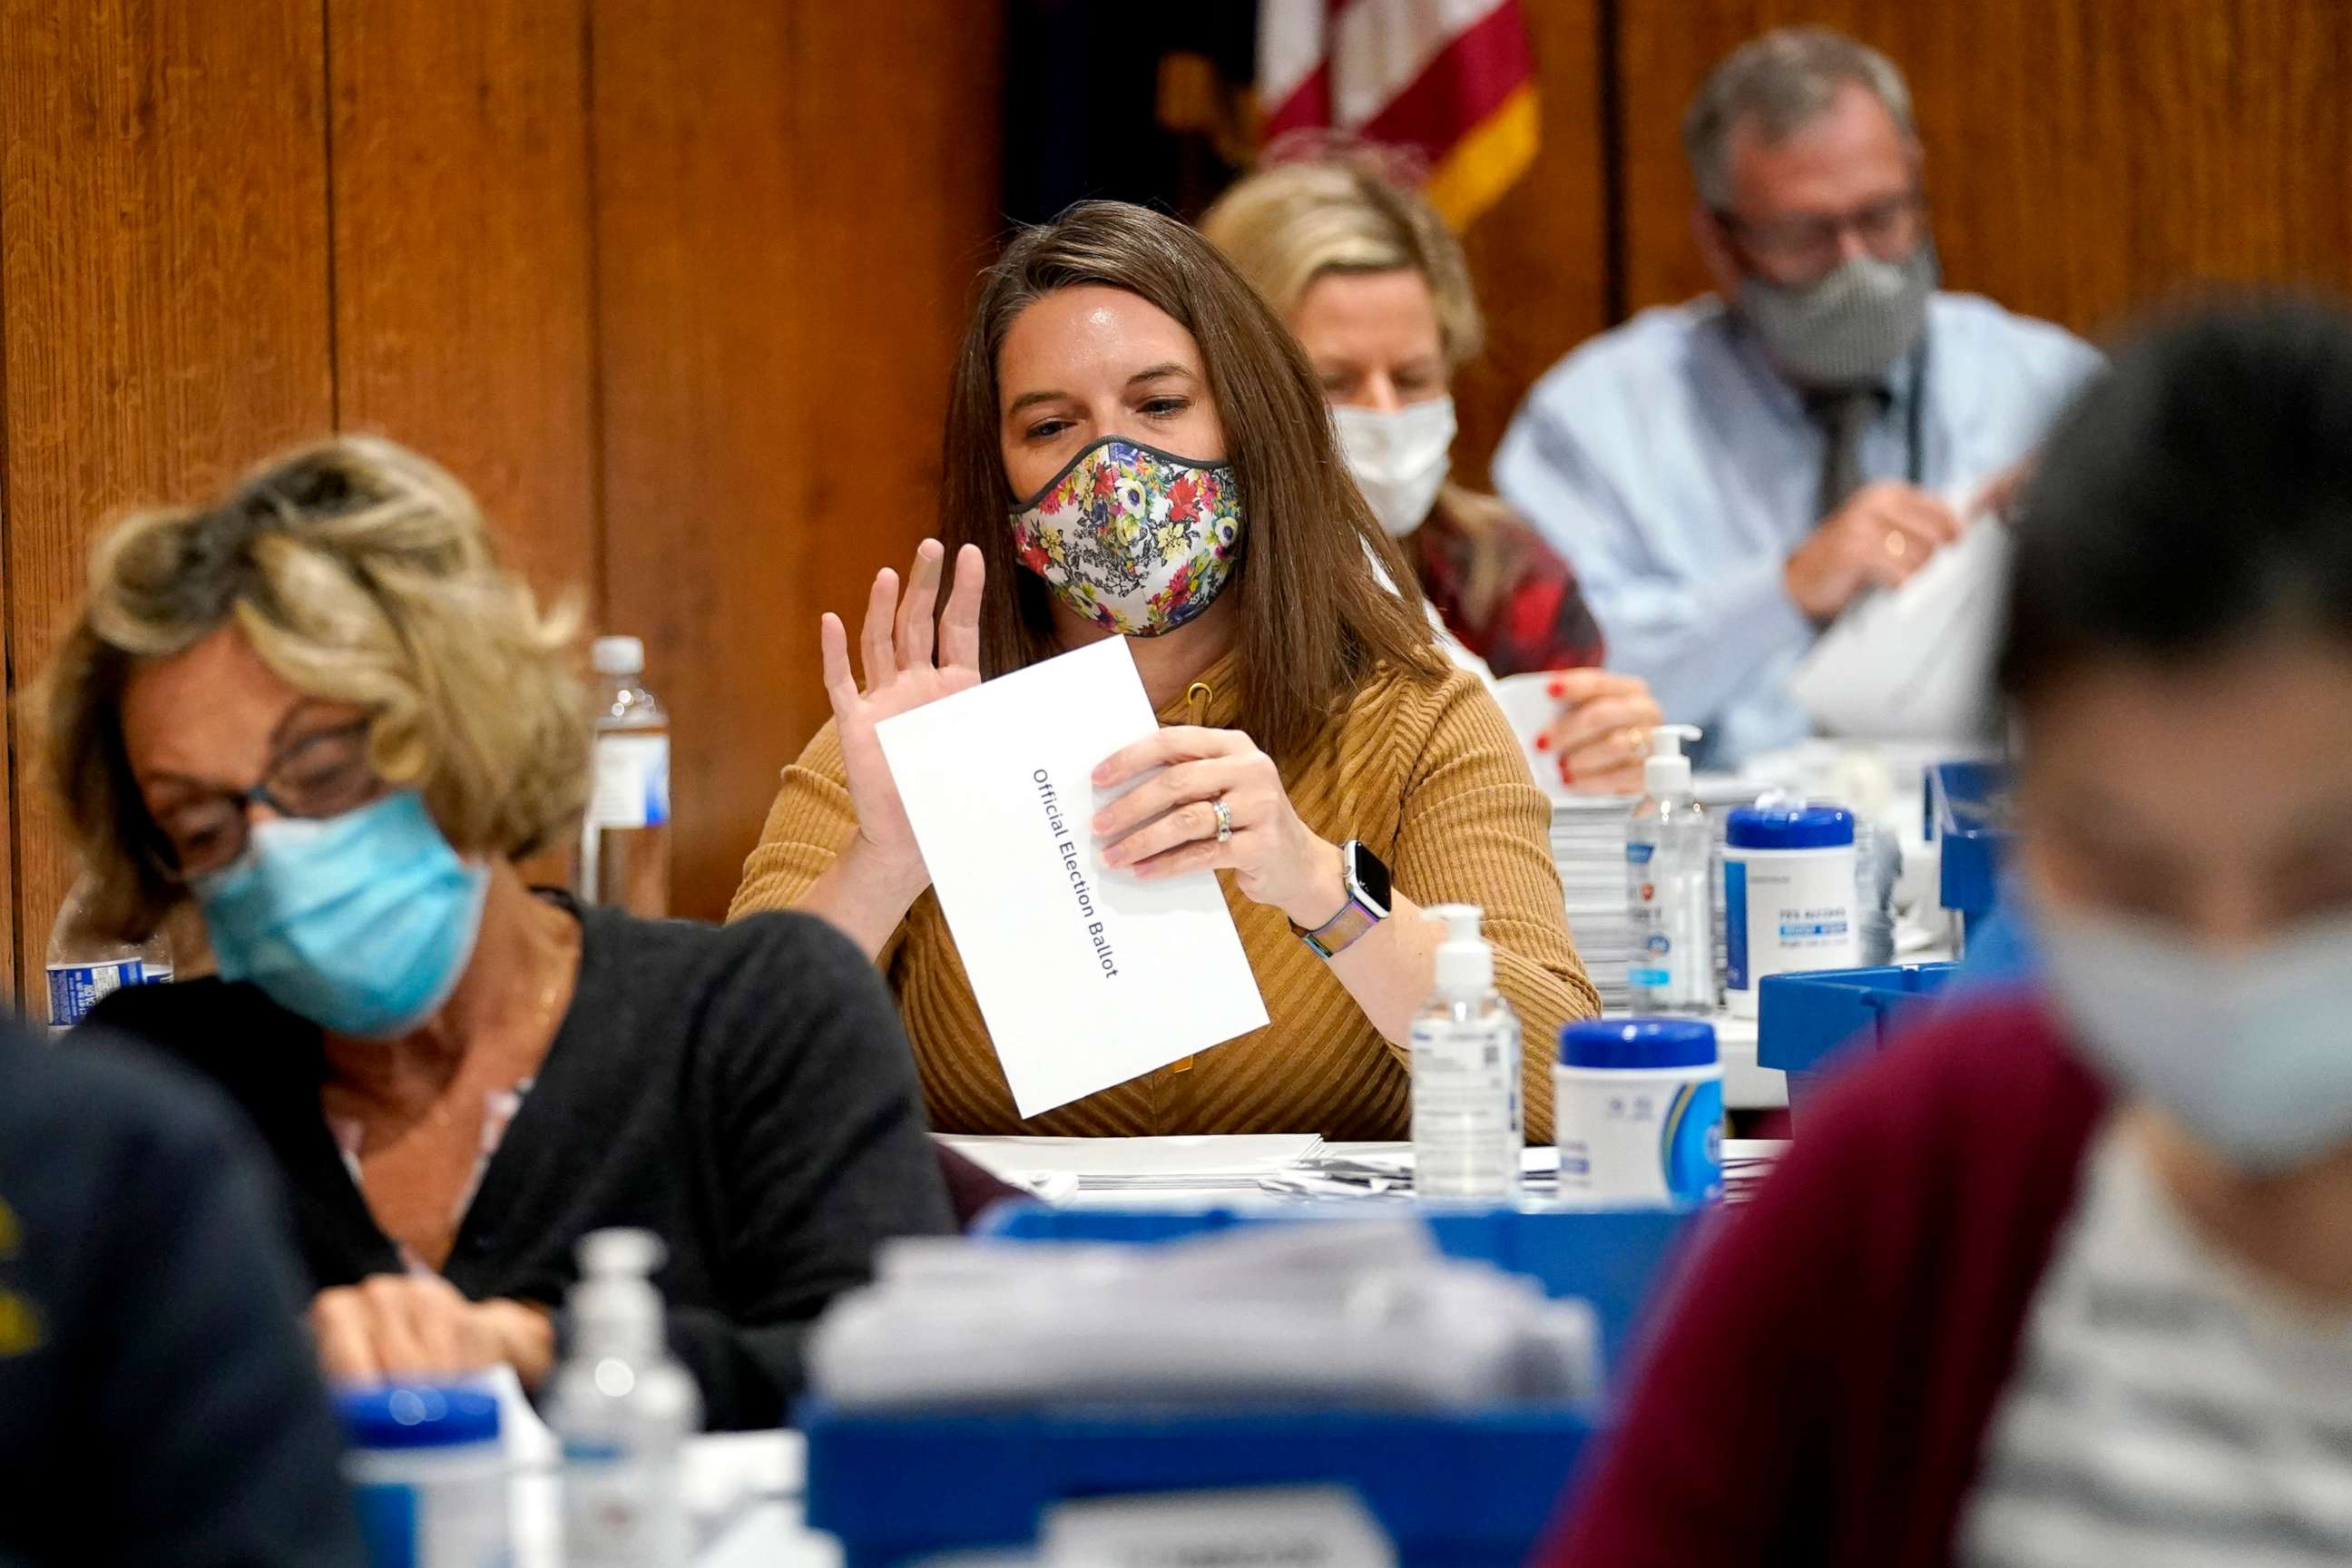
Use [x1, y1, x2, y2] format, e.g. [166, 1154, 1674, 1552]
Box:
[731, 651, 1598, 1142]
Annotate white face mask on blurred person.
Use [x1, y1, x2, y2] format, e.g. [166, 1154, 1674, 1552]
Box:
[1333, 397, 1456, 538]
[2036, 901, 2352, 1173]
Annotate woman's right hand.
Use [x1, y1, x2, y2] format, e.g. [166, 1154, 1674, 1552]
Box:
[820, 539, 985, 890]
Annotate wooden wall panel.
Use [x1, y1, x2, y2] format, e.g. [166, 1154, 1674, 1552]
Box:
[0, 587, 14, 996]
[0, 0, 333, 998]
[327, 0, 599, 603]
[585, 0, 800, 929]
[1451, 0, 1610, 489]
[591, 0, 1004, 922]
[1614, 0, 2352, 339]
[784, 0, 1008, 658]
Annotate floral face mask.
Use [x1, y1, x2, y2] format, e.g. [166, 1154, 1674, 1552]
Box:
[1008, 436, 1245, 637]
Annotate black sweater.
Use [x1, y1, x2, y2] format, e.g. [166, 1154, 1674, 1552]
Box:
[87, 899, 954, 1431]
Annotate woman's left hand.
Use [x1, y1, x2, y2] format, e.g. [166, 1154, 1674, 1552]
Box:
[1093, 727, 1341, 926]
[310, 1276, 557, 1389]
[1541, 669, 1665, 795]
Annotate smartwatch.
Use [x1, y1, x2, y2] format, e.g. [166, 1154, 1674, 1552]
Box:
[1292, 839, 1392, 959]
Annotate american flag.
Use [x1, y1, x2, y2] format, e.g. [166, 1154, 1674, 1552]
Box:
[1257, 0, 1540, 229]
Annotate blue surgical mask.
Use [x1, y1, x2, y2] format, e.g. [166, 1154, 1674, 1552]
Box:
[193, 791, 490, 1039]
[2037, 901, 2352, 1173]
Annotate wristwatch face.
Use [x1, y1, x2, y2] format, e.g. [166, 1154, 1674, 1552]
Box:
[1344, 840, 1392, 917]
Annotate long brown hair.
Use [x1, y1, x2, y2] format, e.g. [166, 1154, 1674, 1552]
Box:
[939, 200, 1439, 768]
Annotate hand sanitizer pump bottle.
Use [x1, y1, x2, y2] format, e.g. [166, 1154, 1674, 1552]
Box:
[1627, 726, 1716, 1016]
[1411, 905, 1524, 1200]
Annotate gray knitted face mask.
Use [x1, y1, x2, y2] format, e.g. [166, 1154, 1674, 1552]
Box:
[1738, 241, 1936, 389]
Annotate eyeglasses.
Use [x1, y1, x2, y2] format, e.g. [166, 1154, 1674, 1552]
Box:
[1717, 190, 1926, 278]
[146, 718, 384, 879]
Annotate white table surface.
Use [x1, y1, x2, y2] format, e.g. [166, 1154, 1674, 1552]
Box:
[1709, 1013, 1786, 1111]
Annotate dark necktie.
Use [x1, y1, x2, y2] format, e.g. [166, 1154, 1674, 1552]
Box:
[1808, 387, 1888, 521]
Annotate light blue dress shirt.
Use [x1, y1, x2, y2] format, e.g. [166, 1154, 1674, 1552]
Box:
[1493, 292, 2102, 767]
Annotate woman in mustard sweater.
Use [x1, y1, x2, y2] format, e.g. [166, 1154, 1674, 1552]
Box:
[733, 200, 1597, 1140]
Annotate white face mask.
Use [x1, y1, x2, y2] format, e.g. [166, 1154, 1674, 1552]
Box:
[2036, 901, 2352, 1173]
[1332, 397, 1455, 538]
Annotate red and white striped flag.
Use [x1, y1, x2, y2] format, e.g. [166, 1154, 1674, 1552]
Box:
[1258, 0, 1540, 229]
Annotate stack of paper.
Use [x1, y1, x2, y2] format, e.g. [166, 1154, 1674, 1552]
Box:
[1288, 1140, 1783, 1205]
[1721, 1139, 1788, 1206]
[1270, 1144, 1559, 1200]
[810, 1219, 1602, 1411]
[943, 1133, 1326, 1195]
[1551, 781, 1753, 1009]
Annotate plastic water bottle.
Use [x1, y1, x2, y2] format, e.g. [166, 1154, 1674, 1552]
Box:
[1411, 905, 1523, 1200]
[44, 876, 172, 1034]
[1626, 726, 1715, 1015]
[551, 1230, 699, 1567]
[574, 636, 671, 917]
[1853, 818, 1902, 966]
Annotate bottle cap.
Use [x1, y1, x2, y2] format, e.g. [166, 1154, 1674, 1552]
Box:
[335, 1385, 501, 1450]
[1559, 1019, 1718, 1070]
[570, 1228, 668, 1364]
[1642, 725, 1703, 798]
[592, 635, 646, 676]
[580, 1227, 666, 1279]
[1727, 803, 1855, 850]
[1425, 903, 1493, 995]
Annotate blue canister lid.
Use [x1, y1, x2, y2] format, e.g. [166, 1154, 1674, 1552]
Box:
[1559, 1019, 1719, 1070]
[1727, 803, 1856, 850]
[336, 1385, 502, 1450]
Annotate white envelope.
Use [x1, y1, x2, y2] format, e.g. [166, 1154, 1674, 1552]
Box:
[1788, 517, 2013, 741]
[876, 637, 1269, 1117]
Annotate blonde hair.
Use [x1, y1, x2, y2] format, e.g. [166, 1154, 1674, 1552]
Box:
[44, 434, 589, 941]
[1202, 158, 1513, 617]
[1199, 157, 1485, 369]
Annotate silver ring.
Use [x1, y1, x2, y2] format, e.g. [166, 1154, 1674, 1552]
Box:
[1210, 796, 1234, 843]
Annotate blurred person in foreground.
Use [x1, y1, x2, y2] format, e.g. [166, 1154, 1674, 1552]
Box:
[1201, 155, 1662, 795]
[1543, 298, 2352, 1565]
[47, 436, 952, 1430]
[1494, 26, 2098, 768]
[734, 200, 1597, 1140]
[1, 1020, 362, 1565]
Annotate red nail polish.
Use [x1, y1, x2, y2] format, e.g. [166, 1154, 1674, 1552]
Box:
[1534, 733, 1551, 752]
[1560, 759, 1574, 782]
[1547, 679, 1566, 700]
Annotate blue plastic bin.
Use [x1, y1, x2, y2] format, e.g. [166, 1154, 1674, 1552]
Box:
[1941, 829, 2011, 950]
[1928, 762, 2014, 949]
[804, 1404, 1593, 1567]
[1759, 962, 1958, 1122]
[803, 1202, 1702, 1567]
